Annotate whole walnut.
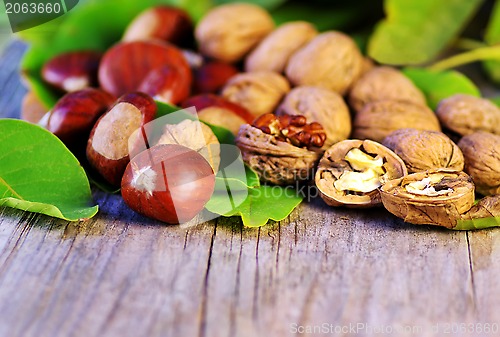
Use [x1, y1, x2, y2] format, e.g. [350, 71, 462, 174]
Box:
[236, 114, 327, 185]
[458, 132, 500, 196]
[245, 21, 317, 73]
[276, 86, 351, 146]
[353, 100, 441, 142]
[221, 71, 290, 117]
[285, 31, 363, 95]
[436, 94, 500, 136]
[349, 66, 426, 113]
[382, 129, 464, 173]
[195, 3, 274, 63]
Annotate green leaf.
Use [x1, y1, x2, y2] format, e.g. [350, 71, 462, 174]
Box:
[453, 217, 500, 230]
[489, 96, 500, 107]
[368, 0, 483, 65]
[207, 185, 302, 227]
[0, 119, 98, 221]
[483, 0, 500, 84]
[215, 0, 285, 11]
[402, 67, 480, 110]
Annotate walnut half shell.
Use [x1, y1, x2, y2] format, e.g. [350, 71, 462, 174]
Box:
[315, 139, 407, 208]
[380, 169, 475, 228]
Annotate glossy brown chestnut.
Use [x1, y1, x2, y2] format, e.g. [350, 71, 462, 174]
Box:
[193, 61, 239, 94]
[42, 51, 102, 92]
[122, 6, 194, 48]
[87, 92, 157, 186]
[181, 94, 254, 123]
[138, 65, 191, 105]
[98, 40, 191, 97]
[121, 144, 215, 224]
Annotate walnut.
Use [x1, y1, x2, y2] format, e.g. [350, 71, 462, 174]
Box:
[285, 31, 363, 95]
[235, 115, 325, 185]
[245, 21, 317, 73]
[380, 169, 475, 228]
[359, 57, 375, 77]
[156, 119, 221, 171]
[458, 132, 500, 196]
[353, 100, 441, 142]
[348, 66, 426, 113]
[195, 3, 274, 63]
[197, 106, 248, 136]
[382, 128, 464, 173]
[276, 86, 351, 146]
[436, 94, 500, 136]
[221, 71, 290, 117]
[461, 194, 500, 220]
[315, 139, 407, 208]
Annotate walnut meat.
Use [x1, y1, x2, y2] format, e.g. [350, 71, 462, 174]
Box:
[353, 101, 441, 142]
[380, 170, 475, 228]
[348, 66, 426, 113]
[458, 132, 500, 196]
[245, 21, 317, 73]
[276, 86, 351, 146]
[236, 115, 326, 185]
[221, 71, 290, 117]
[382, 129, 464, 173]
[436, 94, 500, 136]
[195, 3, 275, 62]
[285, 31, 363, 95]
[315, 139, 407, 208]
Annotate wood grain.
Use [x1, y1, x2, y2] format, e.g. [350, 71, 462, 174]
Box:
[0, 41, 499, 337]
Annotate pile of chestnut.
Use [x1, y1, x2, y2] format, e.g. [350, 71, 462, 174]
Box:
[25, 5, 254, 224]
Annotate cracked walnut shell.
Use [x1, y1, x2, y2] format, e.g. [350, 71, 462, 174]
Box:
[285, 31, 363, 95]
[221, 71, 290, 117]
[276, 86, 351, 146]
[436, 94, 500, 136]
[195, 3, 274, 63]
[245, 21, 318, 73]
[382, 128, 464, 173]
[353, 100, 441, 142]
[458, 132, 500, 196]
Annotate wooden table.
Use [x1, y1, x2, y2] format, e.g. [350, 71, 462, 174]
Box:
[0, 41, 499, 337]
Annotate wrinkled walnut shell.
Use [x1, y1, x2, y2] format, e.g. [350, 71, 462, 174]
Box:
[349, 66, 426, 113]
[462, 194, 500, 220]
[380, 169, 475, 228]
[276, 86, 351, 146]
[286, 31, 363, 95]
[245, 21, 317, 73]
[383, 128, 464, 173]
[221, 71, 290, 117]
[458, 132, 500, 196]
[315, 139, 407, 208]
[236, 124, 322, 185]
[195, 3, 274, 62]
[436, 94, 500, 136]
[353, 100, 441, 142]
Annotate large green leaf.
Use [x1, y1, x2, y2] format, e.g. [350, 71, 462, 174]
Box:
[483, 0, 500, 85]
[0, 119, 98, 221]
[453, 217, 500, 230]
[402, 68, 480, 110]
[368, 0, 483, 65]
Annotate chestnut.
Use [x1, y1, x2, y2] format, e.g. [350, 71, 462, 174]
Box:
[121, 144, 215, 224]
[138, 65, 191, 105]
[87, 92, 157, 187]
[41, 51, 102, 92]
[122, 6, 194, 48]
[181, 94, 254, 123]
[98, 40, 191, 97]
[193, 61, 239, 94]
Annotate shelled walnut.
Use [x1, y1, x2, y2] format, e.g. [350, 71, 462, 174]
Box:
[286, 31, 363, 95]
[458, 132, 500, 196]
[380, 170, 475, 228]
[436, 94, 500, 136]
[236, 114, 326, 185]
[348, 66, 426, 113]
[382, 129, 464, 173]
[353, 100, 441, 142]
[315, 139, 407, 207]
[221, 71, 290, 117]
[245, 21, 317, 73]
[276, 86, 351, 146]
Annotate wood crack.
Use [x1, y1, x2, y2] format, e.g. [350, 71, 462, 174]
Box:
[198, 222, 217, 337]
